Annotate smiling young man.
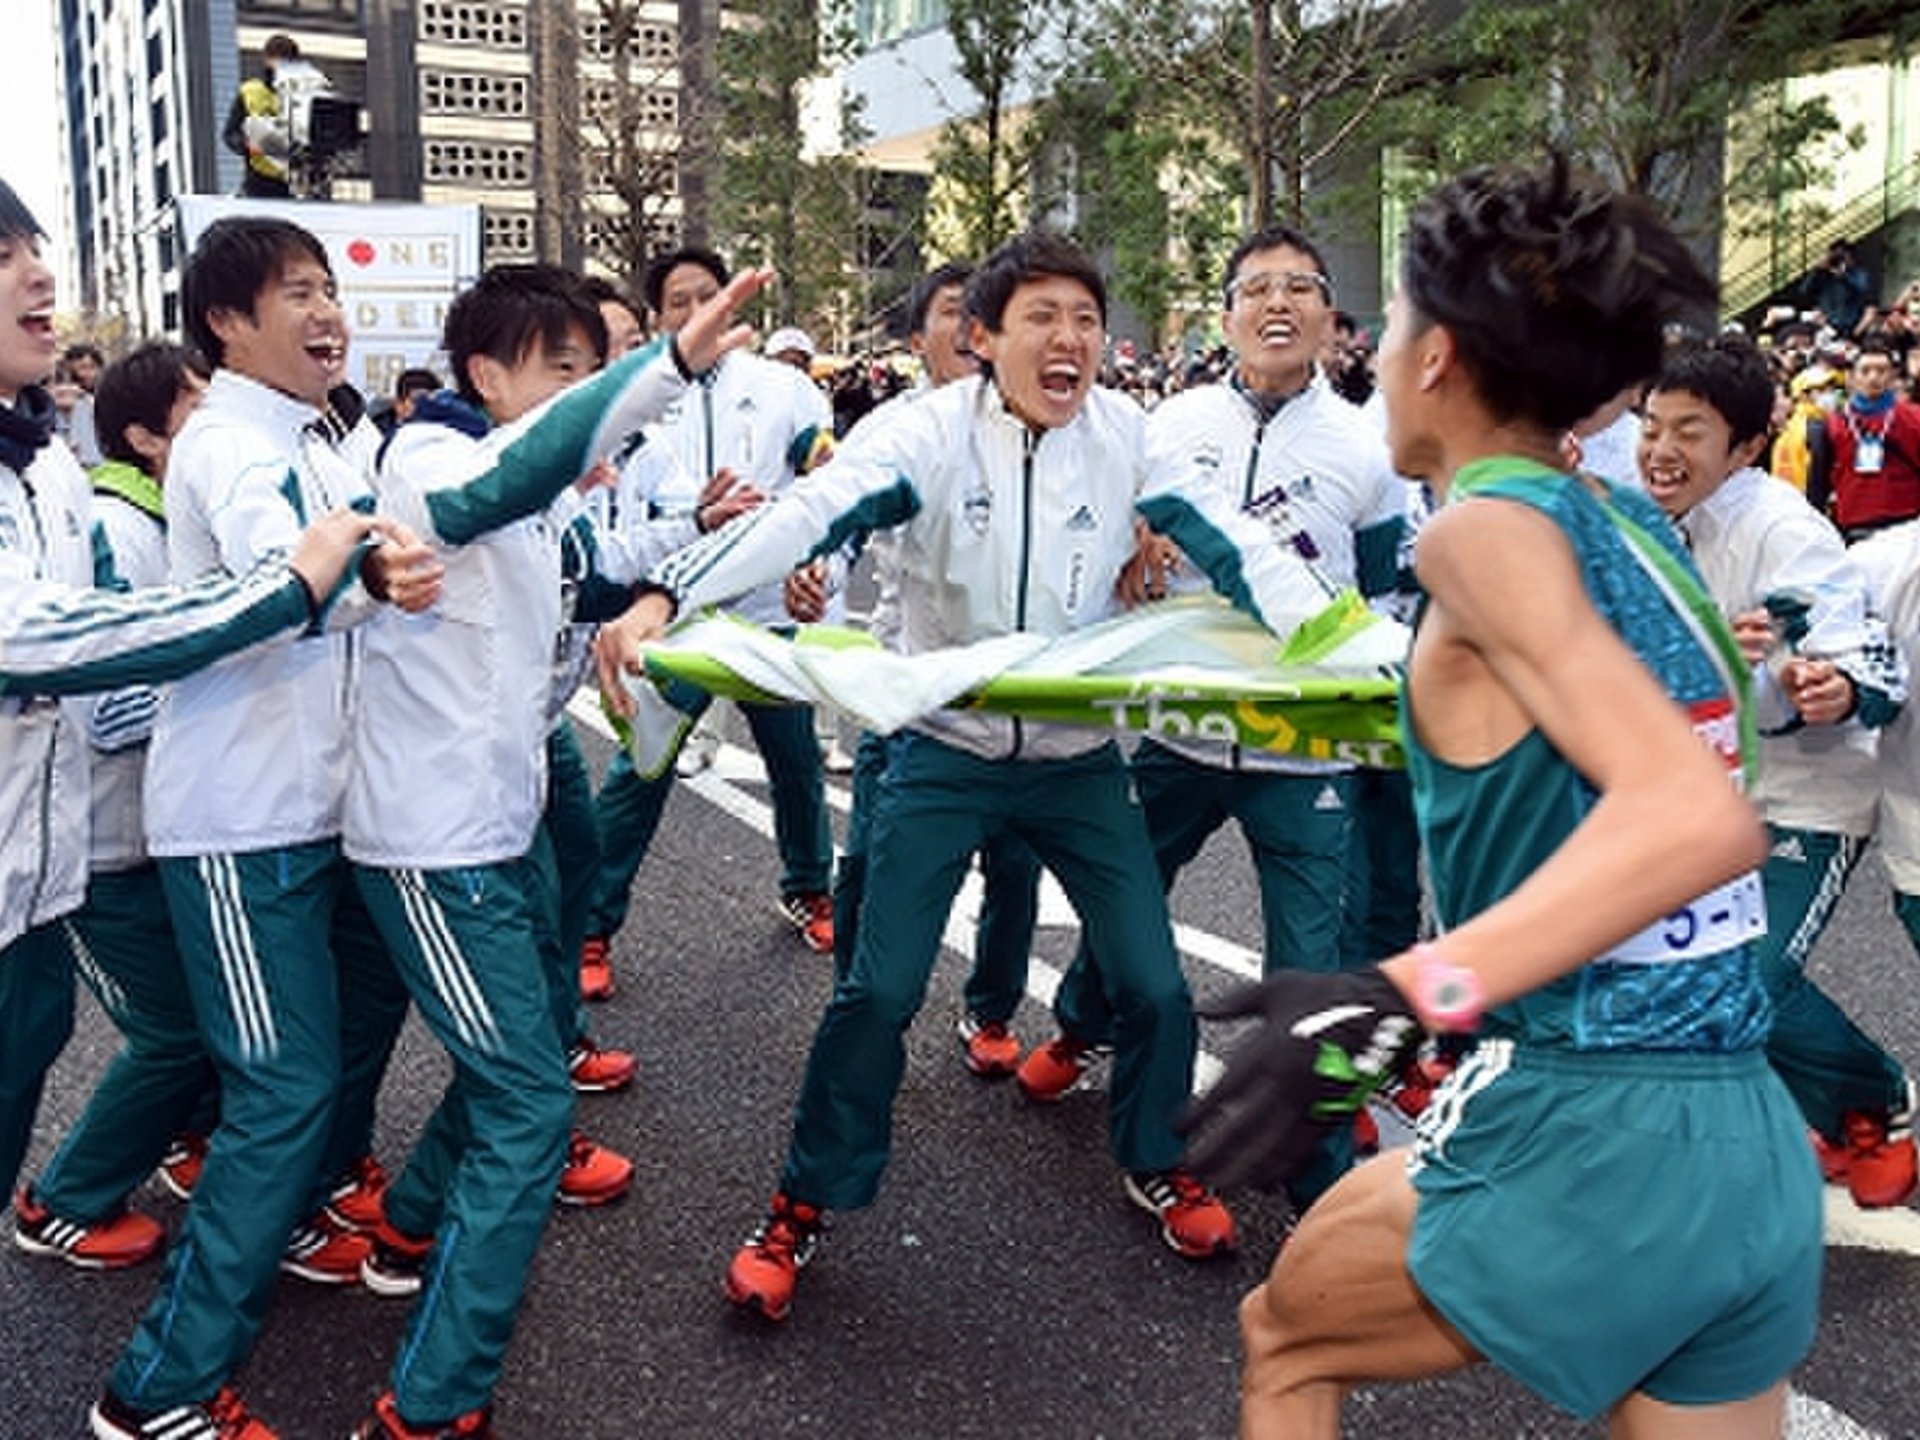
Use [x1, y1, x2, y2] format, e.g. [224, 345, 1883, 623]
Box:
[596, 231, 1332, 1319]
[1022, 227, 1407, 1216]
[0, 185, 397, 1307]
[1183, 160, 1820, 1440]
[95, 217, 446, 1440]
[1639, 333, 1913, 1208]
[341, 260, 764, 1439]
[817, 260, 1045, 1080]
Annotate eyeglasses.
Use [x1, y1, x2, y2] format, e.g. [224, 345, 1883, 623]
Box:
[1227, 270, 1332, 307]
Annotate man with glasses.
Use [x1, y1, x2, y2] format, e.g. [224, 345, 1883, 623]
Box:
[1017, 227, 1411, 1216]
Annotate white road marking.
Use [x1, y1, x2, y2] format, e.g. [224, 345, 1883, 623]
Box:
[1788, 1391, 1887, 1438]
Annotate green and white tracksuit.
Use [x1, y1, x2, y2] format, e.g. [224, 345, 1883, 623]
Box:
[109, 372, 416, 1415]
[1049, 373, 1409, 1208]
[652, 374, 1330, 1202]
[1678, 466, 1907, 1136]
[1845, 520, 1920, 1081]
[346, 345, 688, 1424]
[31, 466, 222, 1225]
[584, 351, 837, 943]
[0, 404, 328, 1210]
[830, 385, 1039, 1019]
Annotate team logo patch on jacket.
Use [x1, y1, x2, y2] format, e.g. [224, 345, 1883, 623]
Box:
[963, 486, 992, 535]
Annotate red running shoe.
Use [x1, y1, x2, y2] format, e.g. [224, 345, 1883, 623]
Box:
[348, 1391, 495, 1439]
[777, 892, 834, 954]
[1125, 1169, 1236, 1259]
[1015, 1035, 1095, 1102]
[1842, 1098, 1918, 1209]
[91, 1384, 280, 1439]
[280, 1212, 371, 1285]
[724, 1191, 824, 1321]
[324, 1154, 390, 1232]
[580, 934, 613, 1003]
[568, 1039, 638, 1094]
[13, 1188, 164, 1271]
[957, 1015, 1022, 1078]
[156, 1132, 207, 1201]
[558, 1130, 633, 1206]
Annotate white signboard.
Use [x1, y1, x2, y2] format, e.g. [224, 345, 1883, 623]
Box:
[175, 195, 481, 400]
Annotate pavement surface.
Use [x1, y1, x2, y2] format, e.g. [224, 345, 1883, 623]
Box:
[6, 705, 1920, 1439]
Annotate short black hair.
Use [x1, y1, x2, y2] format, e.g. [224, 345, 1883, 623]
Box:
[0, 178, 46, 241]
[394, 366, 440, 400]
[443, 263, 608, 408]
[907, 261, 975, 337]
[182, 216, 333, 368]
[1221, 225, 1329, 306]
[94, 341, 210, 471]
[1649, 335, 1775, 450]
[577, 274, 643, 321]
[264, 34, 300, 61]
[641, 246, 729, 315]
[1400, 156, 1715, 433]
[63, 342, 105, 368]
[965, 232, 1106, 334]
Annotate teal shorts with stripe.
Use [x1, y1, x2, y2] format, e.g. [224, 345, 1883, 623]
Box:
[1407, 1041, 1821, 1419]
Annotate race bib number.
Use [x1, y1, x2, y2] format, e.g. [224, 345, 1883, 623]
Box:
[1609, 694, 1765, 963]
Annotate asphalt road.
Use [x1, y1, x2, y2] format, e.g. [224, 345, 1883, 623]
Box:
[6, 709, 1920, 1439]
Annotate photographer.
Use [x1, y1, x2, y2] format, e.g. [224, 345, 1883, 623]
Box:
[222, 34, 300, 198]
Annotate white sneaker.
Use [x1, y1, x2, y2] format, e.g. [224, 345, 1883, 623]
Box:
[675, 730, 719, 777]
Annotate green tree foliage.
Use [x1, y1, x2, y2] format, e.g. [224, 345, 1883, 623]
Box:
[927, 0, 1055, 256]
[1025, 0, 1424, 339]
[575, 0, 690, 292]
[1063, 0, 1426, 232]
[713, 0, 873, 338]
[1376, 0, 1898, 231]
[1034, 53, 1244, 342]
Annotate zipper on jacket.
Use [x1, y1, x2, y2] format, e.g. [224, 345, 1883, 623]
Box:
[1009, 428, 1041, 759]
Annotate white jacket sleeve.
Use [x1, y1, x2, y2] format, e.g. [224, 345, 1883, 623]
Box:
[1134, 439, 1336, 643]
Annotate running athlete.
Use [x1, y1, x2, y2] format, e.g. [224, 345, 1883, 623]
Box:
[1185, 159, 1822, 1437]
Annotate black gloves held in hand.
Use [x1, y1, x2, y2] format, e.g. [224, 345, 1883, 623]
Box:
[1181, 967, 1422, 1193]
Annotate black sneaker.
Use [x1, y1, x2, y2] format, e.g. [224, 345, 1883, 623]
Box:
[90, 1385, 280, 1439]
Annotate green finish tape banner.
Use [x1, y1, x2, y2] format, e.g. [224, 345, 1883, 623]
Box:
[621, 594, 1407, 772]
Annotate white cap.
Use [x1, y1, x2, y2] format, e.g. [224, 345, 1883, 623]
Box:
[765, 327, 816, 361]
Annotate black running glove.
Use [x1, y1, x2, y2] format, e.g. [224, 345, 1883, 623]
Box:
[1181, 967, 1422, 1192]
